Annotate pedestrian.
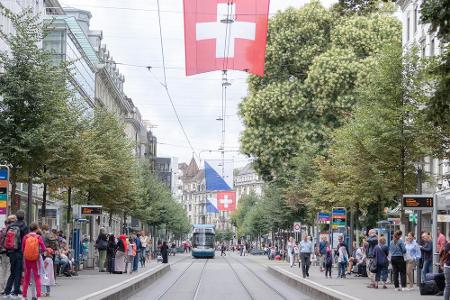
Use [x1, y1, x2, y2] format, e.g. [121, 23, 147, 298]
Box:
[243, 243, 247, 256]
[41, 248, 55, 297]
[221, 242, 227, 256]
[0, 215, 15, 293]
[337, 239, 349, 278]
[390, 230, 407, 291]
[443, 231, 450, 300]
[139, 231, 149, 267]
[2, 210, 28, 297]
[287, 237, 295, 268]
[107, 234, 116, 273]
[161, 241, 169, 263]
[373, 236, 389, 289]
[366, 229, 378, 288]
[21, 222, 46, 300]
[405, 232, 421, 290]
[133, 233, 141, 272]
[318, 236, 328, 272]
[299, 235, 313, 278]
[438, 228, 447, 253]
[127, 237, 136, 274]
[325, 248, 333, 279]
[420, 232, 433, 281]
[113, 234, 127, 274]
[95, 228, 108, 272]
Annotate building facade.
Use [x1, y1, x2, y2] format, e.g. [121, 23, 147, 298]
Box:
[155, 157, 179, 197]
[234, 163, 265, 204]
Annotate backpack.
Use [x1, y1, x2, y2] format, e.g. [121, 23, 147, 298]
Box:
[4, 225, 21, 251]
[44, 232, 59, 250]
[23, 234, 40, 261]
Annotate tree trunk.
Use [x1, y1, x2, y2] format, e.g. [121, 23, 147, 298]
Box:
[66, 187, 72, 224]
[109, 210, 113, 227]
[26, 171, 33, 224]
[10, 166, 17, 213]
[41, 165, 47, 223]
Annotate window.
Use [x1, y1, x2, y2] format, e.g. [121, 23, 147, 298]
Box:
[430, 39, 435, 57]
[189, 204, 192, 211]
[406, 15, 410, 42]
[413, 6, 417, 33]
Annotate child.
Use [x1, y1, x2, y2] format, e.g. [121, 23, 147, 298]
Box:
[126, 237, 136, 274]
[42, 248, 55, 296]
[325, 249, 333, 278]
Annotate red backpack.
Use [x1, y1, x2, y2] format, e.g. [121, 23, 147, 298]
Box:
[4, 225, 20, 251]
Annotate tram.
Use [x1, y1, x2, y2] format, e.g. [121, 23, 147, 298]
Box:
[192, 224, 215, 258]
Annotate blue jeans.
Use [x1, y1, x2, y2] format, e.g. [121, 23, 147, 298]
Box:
[444, 266, 450, 300]
[133, 252, 140, 272]
[338, 262, 347, 277]
[422, 259, 432, 282]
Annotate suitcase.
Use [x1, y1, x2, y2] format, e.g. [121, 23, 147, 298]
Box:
[425, 273, 445, 291]
[420, 280, 439, 295]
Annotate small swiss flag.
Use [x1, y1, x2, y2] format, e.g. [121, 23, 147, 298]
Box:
[217, 191, 236, 212]
[183, 0, 270, 76]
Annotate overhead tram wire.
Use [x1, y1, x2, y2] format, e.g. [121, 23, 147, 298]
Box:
[156, 0, 199, 162]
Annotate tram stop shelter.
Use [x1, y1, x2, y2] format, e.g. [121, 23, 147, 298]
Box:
[432, 189, 450, 272]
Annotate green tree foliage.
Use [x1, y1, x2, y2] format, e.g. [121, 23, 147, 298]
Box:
[310, 43, 443, 217]
[332, 0, 395, 16]
[231, 193, 258, 236]
[0, 6, 75, 197]
[420, 0, 450, 131]
[239, 2, 401, 179]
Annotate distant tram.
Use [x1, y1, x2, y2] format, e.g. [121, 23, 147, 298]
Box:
[192, 224, 215, 258]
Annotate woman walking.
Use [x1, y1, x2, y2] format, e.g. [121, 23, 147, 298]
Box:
[390, 231, 407, 291]
[405, 232, 421, 290]
[374, 237, 389, 289]
[95, 228, 108, 272]
[161, 241, 169, 263]
[106, 235, 116, 273]
[114, 234, 128, 274]
[288, 237, 295, 268]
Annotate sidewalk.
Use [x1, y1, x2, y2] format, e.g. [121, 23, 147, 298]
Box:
[249, 255, 438, 300]
[50, 254, 187, 300]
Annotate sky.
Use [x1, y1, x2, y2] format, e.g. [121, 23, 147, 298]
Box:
[59, 0, 338, 167]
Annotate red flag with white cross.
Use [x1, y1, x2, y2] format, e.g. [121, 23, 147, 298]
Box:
[183, 0, 270, 76]
[217, 191, 236, 212]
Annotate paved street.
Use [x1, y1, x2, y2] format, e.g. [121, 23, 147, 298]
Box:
[134, 253, 312, 300]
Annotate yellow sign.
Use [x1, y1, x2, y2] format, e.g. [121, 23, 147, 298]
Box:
[0, 201, 7, 208]
[437, 215, 450, 223]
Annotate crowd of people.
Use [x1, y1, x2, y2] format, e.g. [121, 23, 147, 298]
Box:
[0, 210, 64, 299]
[281, 228, 450, 298]
[94, 229, 151, 274]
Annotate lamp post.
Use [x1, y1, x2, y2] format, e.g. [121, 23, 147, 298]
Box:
[415, 162, 423, 285]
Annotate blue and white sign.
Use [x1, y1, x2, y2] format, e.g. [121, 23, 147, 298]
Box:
[206, 198, 219, 214]
[205, 159, 233, 191]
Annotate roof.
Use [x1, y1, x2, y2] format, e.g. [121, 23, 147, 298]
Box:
[49, 16, 100, 65]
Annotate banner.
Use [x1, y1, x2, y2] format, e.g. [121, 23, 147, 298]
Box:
[204, 159, 233, 191]
[183, 0, 270, 76]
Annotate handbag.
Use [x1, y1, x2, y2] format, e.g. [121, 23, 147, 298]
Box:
[369, 259, 378, 273]
[418, 257, 424, 269]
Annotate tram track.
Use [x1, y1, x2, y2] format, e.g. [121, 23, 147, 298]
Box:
[224, 256, 256, 300]
[225, 255, 288, 300]
[156, 258, 209, 300]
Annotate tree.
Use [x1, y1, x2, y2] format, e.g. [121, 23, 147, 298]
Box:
[420, 0, 450, 131]
[0, 6, 76, 217]
[239, 3, 401, 179]
[332, 0, 395, 16]
[309, 43, 443, 221]
[231, 193, 259, 237]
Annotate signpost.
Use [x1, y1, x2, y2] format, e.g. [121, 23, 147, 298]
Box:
[402, 194, 433, 210]
[293, 222, 301, 242]
[317, 212, 331, 224]
[0, 166, 9, 225]
[331, 207, 347, 229]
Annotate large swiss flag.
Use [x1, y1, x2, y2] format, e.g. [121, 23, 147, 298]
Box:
[183, 0, 270, 77]
[217, 191, 236, 212]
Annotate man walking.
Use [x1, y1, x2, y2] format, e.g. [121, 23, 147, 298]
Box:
[299, 235, 313, 278]
[366, 229, 378, 288]
[318, 236, 329, 272]
[2, 210, 28, 297]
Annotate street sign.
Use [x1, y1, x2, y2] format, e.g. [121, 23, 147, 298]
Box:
[437, 214, 450, 223]
[331, 207, 347, 229]
[317, 212, 331, 224]
[402, 194, 433, 210]
[0, 166, 8, 225]
[293, 222, 301, 233]
[80, 205, 103, 216]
